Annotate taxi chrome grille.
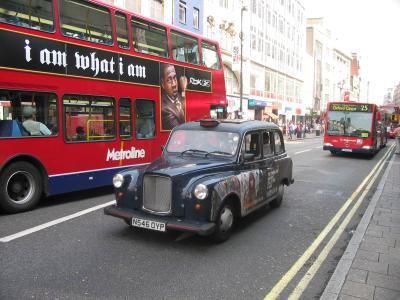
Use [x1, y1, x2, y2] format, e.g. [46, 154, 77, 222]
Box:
[143, 175, 172, 214]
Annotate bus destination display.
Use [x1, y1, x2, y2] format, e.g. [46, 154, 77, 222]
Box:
[329, 103, 372, 113]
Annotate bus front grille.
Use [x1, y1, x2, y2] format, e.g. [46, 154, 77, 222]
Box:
[143, 175, 172, 214]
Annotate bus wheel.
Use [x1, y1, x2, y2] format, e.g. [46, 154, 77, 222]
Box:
[0, 162, 43, 213]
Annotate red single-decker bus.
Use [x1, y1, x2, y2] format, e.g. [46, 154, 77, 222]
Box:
[323, 102, 386, 155]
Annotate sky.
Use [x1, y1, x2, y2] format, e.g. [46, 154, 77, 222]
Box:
[302, 0, 400, 103]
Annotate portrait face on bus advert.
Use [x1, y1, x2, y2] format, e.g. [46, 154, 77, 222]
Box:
[160, 63, 187, 130]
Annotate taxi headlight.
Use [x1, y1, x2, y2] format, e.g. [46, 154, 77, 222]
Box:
[113, 174, 124, 188]
[194, 184, 208, 200]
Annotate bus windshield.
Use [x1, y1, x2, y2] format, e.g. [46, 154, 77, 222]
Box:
[327, 111, 373, 138]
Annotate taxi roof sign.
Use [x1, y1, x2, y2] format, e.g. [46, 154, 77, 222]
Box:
[199, 119, 220, 127]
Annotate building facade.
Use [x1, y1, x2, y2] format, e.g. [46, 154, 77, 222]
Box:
[204, 0, 306, 124]
[306, 18, 354, 117]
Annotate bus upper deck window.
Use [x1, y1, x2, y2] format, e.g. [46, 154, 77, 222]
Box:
[0, 0, 55, 32]
[201, 41, 221, 70]
[115, 12, 129, 49]
[131, 17, 169, 58]
[171, 31, 200, 65]
[59, 0, 113, 46]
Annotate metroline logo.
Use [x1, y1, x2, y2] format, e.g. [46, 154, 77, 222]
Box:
[106, 147, 146, 161]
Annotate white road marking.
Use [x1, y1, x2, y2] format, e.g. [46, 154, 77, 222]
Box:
[294, 149, 312, 155]
[0, 200, 116, 243]
[314, 146, 323, 149]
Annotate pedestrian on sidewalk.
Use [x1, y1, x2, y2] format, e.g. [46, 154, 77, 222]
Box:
[395, 126, 400, 154]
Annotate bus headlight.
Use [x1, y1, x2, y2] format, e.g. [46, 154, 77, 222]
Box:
[362, 146, 372, 149]
[324, 143, 333, 147]
[194, 184, 208, 200]
[113, 174, 124, 188]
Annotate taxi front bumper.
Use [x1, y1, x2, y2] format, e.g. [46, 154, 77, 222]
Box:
[104, 205, 216, 236]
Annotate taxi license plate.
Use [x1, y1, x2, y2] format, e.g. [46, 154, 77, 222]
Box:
[342, 148, 352, 152]
[131, 217, 166, 232]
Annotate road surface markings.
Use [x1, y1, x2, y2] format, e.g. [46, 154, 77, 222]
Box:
[264, 145, 394, 300]
[294, 149, 312, 155]
[0, 200, 116, 243]
[287, 144, 394, 299]
[314, 146, 323, 149]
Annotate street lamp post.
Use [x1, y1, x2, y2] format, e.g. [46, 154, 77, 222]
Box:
[239, 5, 247, 118]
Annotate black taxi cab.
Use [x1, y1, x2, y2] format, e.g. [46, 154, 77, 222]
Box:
[104, 119, 294, 242]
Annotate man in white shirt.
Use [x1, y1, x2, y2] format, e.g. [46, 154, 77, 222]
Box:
[22, 106, 51, 136]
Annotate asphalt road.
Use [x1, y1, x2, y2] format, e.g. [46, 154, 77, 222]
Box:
[0, 137, 393, 300]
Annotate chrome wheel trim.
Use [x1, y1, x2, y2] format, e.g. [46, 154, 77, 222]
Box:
[219, 206, 233, 232]
[6, 171, 35, 205]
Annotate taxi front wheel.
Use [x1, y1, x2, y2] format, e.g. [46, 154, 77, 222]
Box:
[270, 183, 284, 208]
[211, 202, 234, 243]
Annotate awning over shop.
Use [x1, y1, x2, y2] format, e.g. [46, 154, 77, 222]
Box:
[266, 112, 279, 120]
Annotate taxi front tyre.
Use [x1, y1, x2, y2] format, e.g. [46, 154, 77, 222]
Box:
[0, 162, 43, 213]
[212, 202, 234, 243]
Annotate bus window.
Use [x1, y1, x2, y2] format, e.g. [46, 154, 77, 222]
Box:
[131, 17, 169, 58]
[0, 89, 58, 138]
[0, 0, 54, 32]
[171, 31, 200, 65]
[63, 95, 115, 142]
[135, 99, 155, 139]
[59, 0, 113, 46]
[115, 11, 129, 49]
[201, 41, 221, 70]
[119, 98, 132, 140]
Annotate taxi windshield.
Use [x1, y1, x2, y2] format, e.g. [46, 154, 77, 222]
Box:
[166, 130, 240, 156]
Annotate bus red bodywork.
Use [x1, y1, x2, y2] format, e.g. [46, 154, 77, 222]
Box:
[0, 0, 226, 212]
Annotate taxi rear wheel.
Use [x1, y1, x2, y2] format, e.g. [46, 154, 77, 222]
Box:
[212, 202, 234, 243]
[270, 183, 284, 208]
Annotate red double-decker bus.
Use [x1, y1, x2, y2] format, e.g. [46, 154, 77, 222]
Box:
[0, 0, 226, 212]
[323, 102, 386, 155]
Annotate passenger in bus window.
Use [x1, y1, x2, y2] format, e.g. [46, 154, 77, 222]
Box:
[22, 106, 51, 136]
[75, 126, 86, 141]
[160, 63, 187, 130]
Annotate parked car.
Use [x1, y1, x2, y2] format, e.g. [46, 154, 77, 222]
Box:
[104, 119, 294, 242]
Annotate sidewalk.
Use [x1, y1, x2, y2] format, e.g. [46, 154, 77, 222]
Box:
[284, 131, 323, 141]
[321, 148, 400, 300]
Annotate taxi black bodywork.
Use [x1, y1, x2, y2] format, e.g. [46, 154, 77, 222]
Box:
[104, 119, 294, 242]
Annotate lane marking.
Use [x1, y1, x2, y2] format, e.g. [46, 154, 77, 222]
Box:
[264, 145, 393, 300]
[294, 149, 312, 155]
[0, 200, 116, 243]
[288, 144, 395, 299]
[314, 146, 323, 149]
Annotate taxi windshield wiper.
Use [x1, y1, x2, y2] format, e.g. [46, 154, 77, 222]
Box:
[205, 151, 232, 157]
[180, 149, 208, 156]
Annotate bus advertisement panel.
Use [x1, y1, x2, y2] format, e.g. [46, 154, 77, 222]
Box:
[323, 102, 386, 155]
[0, 0, 226, 213]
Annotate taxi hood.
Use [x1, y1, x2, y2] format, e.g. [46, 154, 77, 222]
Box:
[143, 153, 234, 177]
